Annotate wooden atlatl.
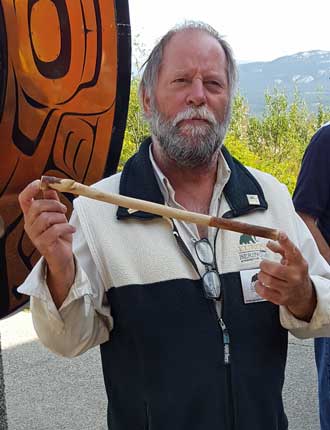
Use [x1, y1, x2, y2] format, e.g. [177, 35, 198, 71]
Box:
[41, 176, 281, 242]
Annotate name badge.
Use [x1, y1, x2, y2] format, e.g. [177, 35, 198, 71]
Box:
[240, 269, 266, 304]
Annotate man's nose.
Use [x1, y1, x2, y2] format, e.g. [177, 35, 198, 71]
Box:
[186, 79, 206, 107]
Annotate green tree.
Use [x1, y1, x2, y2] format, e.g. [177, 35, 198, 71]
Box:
[228, 93, 250, 141]
[229, 89, 318, 193]
[119, 77, 150, 170]
[316, 103, 330, 129]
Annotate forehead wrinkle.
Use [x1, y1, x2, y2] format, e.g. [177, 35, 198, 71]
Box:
[160, 61, 226, 78]
[161, 53, 227, 80]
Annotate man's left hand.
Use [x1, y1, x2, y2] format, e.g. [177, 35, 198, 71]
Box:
[256, 231, 316, 322]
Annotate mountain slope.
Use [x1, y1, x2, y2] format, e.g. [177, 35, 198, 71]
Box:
[238, 50, 330, 115]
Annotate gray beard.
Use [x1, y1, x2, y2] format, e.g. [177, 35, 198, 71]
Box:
[150, 106, 230, 168]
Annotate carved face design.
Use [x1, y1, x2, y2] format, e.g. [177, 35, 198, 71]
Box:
[0, 0, 131, 317]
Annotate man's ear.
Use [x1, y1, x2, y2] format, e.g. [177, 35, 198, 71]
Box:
[142, 89, 152, 118]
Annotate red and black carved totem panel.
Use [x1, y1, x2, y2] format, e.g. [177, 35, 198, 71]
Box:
[0, 0, 131, 318]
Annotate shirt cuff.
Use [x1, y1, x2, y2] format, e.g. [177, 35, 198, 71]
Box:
[280, 275, 330, 337]
[17, 256, 94, 330]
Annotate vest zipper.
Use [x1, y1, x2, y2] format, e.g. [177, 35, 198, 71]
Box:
[173, 224, 236, 429]
[144, 401, 150, 430]
[216, 308, 230, 365]
[214, 229, 235, 430]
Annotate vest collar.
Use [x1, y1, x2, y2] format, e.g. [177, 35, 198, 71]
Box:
[117, 137, 268, 220]
[221, 146, 268, 218]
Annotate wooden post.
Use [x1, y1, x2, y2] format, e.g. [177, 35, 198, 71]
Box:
[0, 334, 8, 429]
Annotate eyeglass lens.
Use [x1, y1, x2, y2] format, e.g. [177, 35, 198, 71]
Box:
[203, 270, 221, 299]
[195, 239, 215, 265]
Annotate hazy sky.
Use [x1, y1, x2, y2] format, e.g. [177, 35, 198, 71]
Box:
[128, 0, 330, 63]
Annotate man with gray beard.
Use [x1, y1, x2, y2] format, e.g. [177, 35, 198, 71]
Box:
[17, 22, 330, 430]
[151, 104, 228, 169]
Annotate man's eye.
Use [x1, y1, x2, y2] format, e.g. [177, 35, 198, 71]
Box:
[173, 78, 187, 83]
[205, 81, 221, 87]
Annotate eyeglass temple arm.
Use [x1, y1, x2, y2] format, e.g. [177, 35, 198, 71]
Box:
[40, 176, 280, 241]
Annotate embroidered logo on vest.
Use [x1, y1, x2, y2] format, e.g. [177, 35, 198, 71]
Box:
[238, 234, 266, 263]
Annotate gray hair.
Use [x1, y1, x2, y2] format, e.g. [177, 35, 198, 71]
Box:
[139, 21, 238, 108]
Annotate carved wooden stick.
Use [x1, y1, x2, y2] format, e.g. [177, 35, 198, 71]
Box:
[40, 176, 280, 241]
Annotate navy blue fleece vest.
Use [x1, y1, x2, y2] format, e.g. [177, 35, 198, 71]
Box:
[100, 139, 288, 430]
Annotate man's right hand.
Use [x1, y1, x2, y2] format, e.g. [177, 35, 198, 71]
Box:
[18, 180, 76, 307]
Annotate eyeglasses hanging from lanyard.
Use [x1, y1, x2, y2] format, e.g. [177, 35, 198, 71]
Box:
[193, 238, 222, 301]
[172, 225, 230, 364]
[193, 236, 230, 365]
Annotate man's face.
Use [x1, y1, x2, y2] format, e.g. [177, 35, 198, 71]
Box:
[144, 30, 231, 167]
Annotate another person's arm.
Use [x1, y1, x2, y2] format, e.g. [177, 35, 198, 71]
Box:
[297, 212, 330, 263]
[293, 125, 330, 263]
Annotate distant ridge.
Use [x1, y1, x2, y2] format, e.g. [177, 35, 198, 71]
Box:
[238, 50, 330, 115]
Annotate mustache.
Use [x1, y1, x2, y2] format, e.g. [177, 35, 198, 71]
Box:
[172, 106, 218, 127]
